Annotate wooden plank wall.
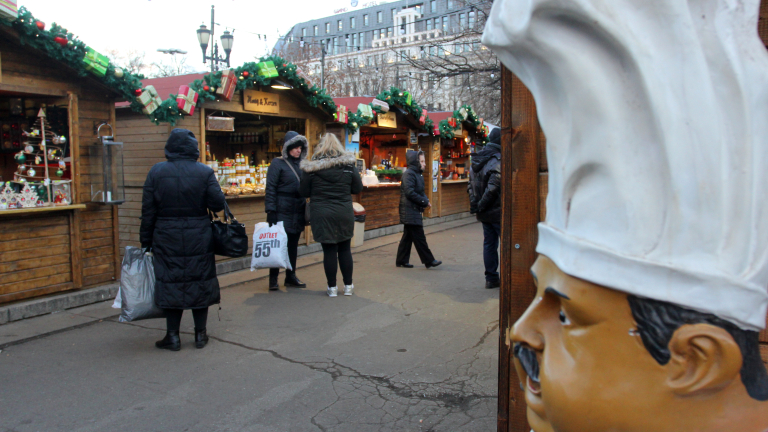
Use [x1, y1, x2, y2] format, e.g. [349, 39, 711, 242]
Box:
[440, 182, 470, 216]
[359, 187, 401, 230]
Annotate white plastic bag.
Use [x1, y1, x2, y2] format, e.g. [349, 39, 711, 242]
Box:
[250, 221, 292, 271]
[362, 170, 379, 187]
[118, 247, 164, 322]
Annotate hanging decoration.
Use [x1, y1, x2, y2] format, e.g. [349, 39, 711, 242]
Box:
[344, 87, 435, 135]
[216, 69, 237, 102]
[137, 85, 163, 115]
[437, 104, 489, 144]
[176, 85, 199, 116]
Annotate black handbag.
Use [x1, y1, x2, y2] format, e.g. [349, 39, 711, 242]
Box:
[210, 201, 249, 257]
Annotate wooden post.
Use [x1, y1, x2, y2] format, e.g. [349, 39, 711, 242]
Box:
[199, 108, 207, 163]
[69, 210, 83, 288]
[498, 65, 541, 432]
[68, 92, 80, 203]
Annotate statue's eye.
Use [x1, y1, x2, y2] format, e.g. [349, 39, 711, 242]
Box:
[559, 311, 571, 325]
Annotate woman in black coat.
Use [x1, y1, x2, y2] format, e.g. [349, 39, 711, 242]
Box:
[140, 128, 226, 351]
[265, 131, 308, 290]
[300, 133, 363, 297]
[396, 150, 442, 269]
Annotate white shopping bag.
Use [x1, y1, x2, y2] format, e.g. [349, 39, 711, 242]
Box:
[250, 221, 292, 271]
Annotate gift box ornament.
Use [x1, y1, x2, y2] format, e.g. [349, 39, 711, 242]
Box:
[137, 85, 163, 115]
[256, 61, 279, 79]
[404, 91, 412, 106]
[215, 69, 237, 102]
[336, 105, 349, 124]
[82, 47, 109, 77]
[0, 0, 18, 21]
[419, 109, 428, 126]
[433, 124, 440, 136]
[358, 104, 374, 120]
[371, 98, 390, 113]
[448, 117, 457, 128]
[459, 107, 468, 121]
[176, 85, 199, 116]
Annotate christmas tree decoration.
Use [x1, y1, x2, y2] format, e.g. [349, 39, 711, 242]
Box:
[256, 61, 279, 79]
[137, 85, 162, 115]
[35, 20, 44, 30]
[82, 46, 109, 77]
[53, 35, 67, 46]
[18, 184, 37, 208]
[14, 152, 25, 163]
[176, 85, 199, 116]
[134, 89, 142, 96]
[27, 167, 36, 177]
[242, 71, 249, 77]
[56, 168, 64, 177]
[113, 67, 124, 78]
[216, 69, 236, 101]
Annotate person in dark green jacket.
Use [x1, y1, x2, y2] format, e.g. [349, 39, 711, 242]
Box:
[300, 133, 363, 297]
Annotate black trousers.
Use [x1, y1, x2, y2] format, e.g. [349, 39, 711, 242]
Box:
[165, 308, 208, 332]
[321, 239, 353, 287]
[396, 224, 435, 265]
[270, 231, 301, 279]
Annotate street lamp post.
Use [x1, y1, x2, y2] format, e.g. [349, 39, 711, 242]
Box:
[196, 5, 234, 73]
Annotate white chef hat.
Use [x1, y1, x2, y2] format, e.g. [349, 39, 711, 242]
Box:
[482, 0, 768, 330]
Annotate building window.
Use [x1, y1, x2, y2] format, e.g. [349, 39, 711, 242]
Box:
[442, 16, 448, 32]
[447, 0, 454, 10]
[366, 56, 372, 66]
[353, 33, 358, 50]
[430, 0, 437, 13]
[426, 19, 433, 31]
[429, 46, 436, 56]
[377, 11, 383, 23]
[387, 27, 393, 38]
[469, 11, 475, 28]
[313, 25, 318, 36]
[364, 14, 369, 26]
[325, 22, 330, 33]
[392, 8, 397, 22]
[338, 20, 343, 31]
[459, 13, 466, 28]
[350, 17, 356, 29]
[302, 28, 307, 37]
[360, 32, 365, 48]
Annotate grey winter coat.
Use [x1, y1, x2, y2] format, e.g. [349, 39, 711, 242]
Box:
[140, 129, 226, 310]
[265, 135, 308, 234]
[300, 153, 363, 244]
[468, 143, 502, 224]
[399, 150, 429, 226]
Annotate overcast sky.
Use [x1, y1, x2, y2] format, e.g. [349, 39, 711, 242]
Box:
[19, 0, 370, 73]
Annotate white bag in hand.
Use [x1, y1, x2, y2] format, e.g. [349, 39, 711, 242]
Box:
[250, 221, 292, 271]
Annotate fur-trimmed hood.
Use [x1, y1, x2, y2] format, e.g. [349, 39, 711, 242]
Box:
[282, 131, 308, 160]
[300, 153, 357, 173]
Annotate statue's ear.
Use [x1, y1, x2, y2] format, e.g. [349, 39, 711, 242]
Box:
[666, 324, 742, 395]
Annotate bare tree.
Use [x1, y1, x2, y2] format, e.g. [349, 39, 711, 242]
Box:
[149, 55, 195, 78]
[106, 48, 148, 76]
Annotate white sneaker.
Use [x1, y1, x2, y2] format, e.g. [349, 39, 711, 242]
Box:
[327, 286, 338, 297]
[343, 284, 354, 296]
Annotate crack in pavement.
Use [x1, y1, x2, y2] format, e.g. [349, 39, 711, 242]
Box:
[117, 319, 496, 431]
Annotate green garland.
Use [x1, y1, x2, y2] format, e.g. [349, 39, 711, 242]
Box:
[342, 86, 435, 136]
[437, 104, 489, 144]
[5, 8, 335, 126]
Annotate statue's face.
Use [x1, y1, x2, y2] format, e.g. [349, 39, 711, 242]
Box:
[513, 255, 668, 432]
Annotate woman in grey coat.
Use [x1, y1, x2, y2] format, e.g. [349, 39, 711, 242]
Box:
[300, 133, 363, 297]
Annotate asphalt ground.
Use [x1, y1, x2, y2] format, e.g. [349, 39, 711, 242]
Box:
[0, 222, 499, 432]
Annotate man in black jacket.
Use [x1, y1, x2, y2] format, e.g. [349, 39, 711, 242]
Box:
[468, 128, 502, 289]
[396, 150, 442, 269]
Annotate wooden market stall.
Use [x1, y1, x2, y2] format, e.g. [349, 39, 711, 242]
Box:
[430, 107, 490, 218]
[332, 93, 437, 231]
[0, 11, 128, 304]
[116, 64, 333, 258]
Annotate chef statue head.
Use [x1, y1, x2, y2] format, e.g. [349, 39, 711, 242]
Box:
[482, 1, 768, 431]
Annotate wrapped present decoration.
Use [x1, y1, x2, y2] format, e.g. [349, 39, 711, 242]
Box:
[215, 69, 237, 102]
[82, 47, 109, 77]
[176, 85, 199, 116]
[371, 98, 390, 113]
[137, 85, 163, 115]
[0, 0, 18, 21]
[448, 117, 458, 128]
[358, 104, 374, 120]
[256, 61, 279, 79]
[433, 124, 440, 136]
[404, 91, 412, 106]
[336, 105, 348, 124]
[459, 107, 468, 120]
[419, 109, 428, 126]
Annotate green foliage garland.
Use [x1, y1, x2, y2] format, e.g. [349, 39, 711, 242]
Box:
[342, 87, 435, 136]
[438, 104, 489, 144]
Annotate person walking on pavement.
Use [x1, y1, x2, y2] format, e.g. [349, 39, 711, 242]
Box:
[396, 150, 442, 269]
[468, 127, 503, 289]
[140, 128, 226, 351]
[300, 133, 363, 297]
[265, 131, 309, 291]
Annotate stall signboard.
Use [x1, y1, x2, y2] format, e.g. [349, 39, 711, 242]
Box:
[243, 89, 280, 115]
[377, 112, 397, 128]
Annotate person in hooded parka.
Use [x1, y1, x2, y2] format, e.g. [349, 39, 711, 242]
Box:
[140, 128, 226, 351]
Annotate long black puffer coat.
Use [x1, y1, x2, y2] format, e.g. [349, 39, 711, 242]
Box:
[300, 152, 363, 244]
[399, 150, 430, 226]
[140, 129, 224, 309]
[140, 128, 226, 310]
[265, 132, 307, 234]
[468, 142, 502, 224]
